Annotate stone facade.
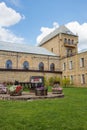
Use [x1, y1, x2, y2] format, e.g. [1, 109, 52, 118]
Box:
[61, 52, 87, 86]
[0, 50, 61, 83]
[0, 51, 60, 70]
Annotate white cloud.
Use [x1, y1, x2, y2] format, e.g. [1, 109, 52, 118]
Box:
[36, 22, 59, 45]
[36, 21, 87, 51]
[0, 2, 23, 27]
[0, 2, 24, 43]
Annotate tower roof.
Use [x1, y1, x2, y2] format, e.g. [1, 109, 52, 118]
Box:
[39, 25, 77, 46]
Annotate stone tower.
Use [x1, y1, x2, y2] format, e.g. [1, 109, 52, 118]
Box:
[38, 25, 78, 58]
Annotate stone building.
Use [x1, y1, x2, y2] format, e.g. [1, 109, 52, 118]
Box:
[0, 41, 61, 83]
[0, 25, 87, 86]
[38, 25, 87, 86]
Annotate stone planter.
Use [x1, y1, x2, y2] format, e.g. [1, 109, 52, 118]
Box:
[52, 87, 63, 94]
[0, 84, 7, 94]
[35, 87, 48, 96]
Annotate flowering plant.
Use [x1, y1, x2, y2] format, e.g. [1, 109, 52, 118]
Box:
[57, 87, 63, 90]
[15, 85, 22, 93]
[36, 86, 44, 90]
[52, 85, 63, 94]
[9, 85, 22, 96]
[0, 84, 7, 94]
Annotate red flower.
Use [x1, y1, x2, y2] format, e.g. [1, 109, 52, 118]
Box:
[15, 86, 22, 93]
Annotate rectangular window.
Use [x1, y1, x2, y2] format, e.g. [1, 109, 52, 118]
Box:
[81, 74, 85, 84]
[64, 38, 67, 44]
[63, 63, 66, 70]
[70, 75, 73, 84]
[51, 48, 53, 52]
[69, 61, 73, 69]
[80, 58, 84, 67]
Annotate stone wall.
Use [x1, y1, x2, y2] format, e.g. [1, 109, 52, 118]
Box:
[0, 69, 62, 83]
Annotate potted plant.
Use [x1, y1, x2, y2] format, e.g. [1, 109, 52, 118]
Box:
[52, 81, 63, 94]
[0, 83, 7, 94]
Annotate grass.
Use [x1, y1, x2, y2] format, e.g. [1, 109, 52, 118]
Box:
[0, 87, 87, 130]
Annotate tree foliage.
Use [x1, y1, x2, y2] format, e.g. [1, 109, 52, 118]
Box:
[44, 76, 61, 86]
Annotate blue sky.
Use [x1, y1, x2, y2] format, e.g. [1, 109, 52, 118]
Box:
[0, 0, 87, 50]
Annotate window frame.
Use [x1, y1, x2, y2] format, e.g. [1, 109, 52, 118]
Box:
[63, 62, 66, 71]
[50, 63, 55, 71]
[23, 61, 29, 70]
[80, 58, 84, 68]
[69, 60, 73, 70]
[81, 74, 85, 84]
[39, 62, 44, 71]
[70, 75, 73, 84]
[6, 60, 12, 69]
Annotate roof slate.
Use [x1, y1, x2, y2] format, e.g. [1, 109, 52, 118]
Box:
[78, 48, 87, 53]
[0, 41, 56, 56]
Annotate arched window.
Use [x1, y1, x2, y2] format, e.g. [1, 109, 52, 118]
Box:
[64, 38, 67, 43]
[6, 60, 12, 69]
[68, 39, 70, 44]
[23, 61, 29, 70]
[39, 62, 44, 71]
[50, 63, 55, 71]
[71, 39, 74, 44]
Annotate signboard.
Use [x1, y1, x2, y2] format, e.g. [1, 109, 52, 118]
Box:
[30, 76, 44, 84]
[31, 78, 42, 83]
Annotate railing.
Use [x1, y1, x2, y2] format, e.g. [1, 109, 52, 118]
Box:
[64, 43, 76, 48]
[0, 67, 62, 73]
[62, 52, 77, 58]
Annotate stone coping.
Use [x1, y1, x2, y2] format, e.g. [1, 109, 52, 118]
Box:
[0, 92, 64, 101]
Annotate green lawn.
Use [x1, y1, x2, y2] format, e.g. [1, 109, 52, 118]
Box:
[0, 87, 87, 130]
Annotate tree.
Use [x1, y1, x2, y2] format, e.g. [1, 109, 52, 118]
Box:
[44, 76, 49, 87]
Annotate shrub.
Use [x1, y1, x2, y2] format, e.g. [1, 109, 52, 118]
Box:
[62, 77, 70, 87]
[48, 76, 61, 86]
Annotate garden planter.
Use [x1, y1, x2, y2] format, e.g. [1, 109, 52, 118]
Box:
[52, 87, 63, 94]
[35, 87, 48, 96]
[52, 81, 63, 94]
[29, 88, 35, 93]
[0, 84, 7, 94]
